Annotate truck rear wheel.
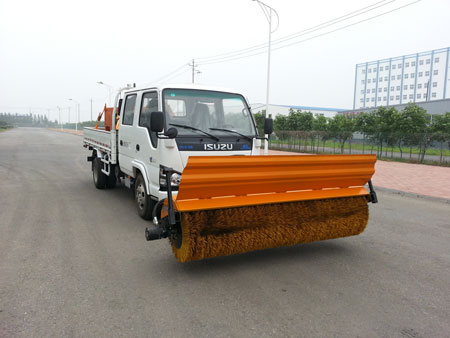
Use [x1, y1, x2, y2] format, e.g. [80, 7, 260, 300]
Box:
[135, 173, 154, 220]
[93, 157, 107, 189]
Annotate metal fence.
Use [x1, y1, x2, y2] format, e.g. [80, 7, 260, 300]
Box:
[269, 131, 450, 164]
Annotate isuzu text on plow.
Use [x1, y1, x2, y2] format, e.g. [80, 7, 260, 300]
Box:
[83, 84, 377, 262]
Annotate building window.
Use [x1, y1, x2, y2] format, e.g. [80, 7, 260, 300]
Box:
[432, 92, 436, 98]
[392, 64, 396, 70]
[362, 69, 366, 74]
[368, 68, 372, 73]
[403, 95, 407, 100]
[383, 96, 387, 101]
[378, 97, 381, 101]
[367, 79, 370, 83]
[435, 57, 439, 63]
[424, 82, 428, 88]
[426, 59, 430, 64]
[379, 78, 383, 82]
[418, 72, 423, 77]
[390, 86, 394, 91]
[410, 73, 415, 78]
[384, 76, 388, 81]
[396, 95, 400, 100]
[432, 82, 437, 87]
[419, 60, 424, 65]
[378, 88, 382, 93]
[433, 70, 438, 75]
[372, 88, 376, 93]
[411, 61, 416, 67]
[417, 94, 421, 99]
[373, 68, 376, 72]
[405, 62, 409, 67]
[404, 85, 408, 90]
[409, 94, 413, 100]
[366, 98, 370, 102]
[360, 98, 364, 103]
[425, 71, 430, 76]
[373, 78, 376, 82]
[367, 89, 370, 93]
[380, 66, 384, 71]
[391, 75, 395, 80]
[397, 75, 401, 80]
[384, 87, 388, 92]
[418, 84, 422, 89]
[398, 63, 402, 68]
[404, 74, 409, 79]
[371, 98, 375, 102]
[396, 86, 400, 91]
[410, 84, 414, 89]
[390, 96, 394, 100]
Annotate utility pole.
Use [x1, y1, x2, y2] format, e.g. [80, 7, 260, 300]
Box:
[189, 59, 201, 83]
[68, 107, 71, 126]
[58, 106, 62, 130]
[90, 98, 93, 121]
[47, 109, 50, 125]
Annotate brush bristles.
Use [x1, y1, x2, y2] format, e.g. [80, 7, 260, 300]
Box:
[171, 196, 369, 262]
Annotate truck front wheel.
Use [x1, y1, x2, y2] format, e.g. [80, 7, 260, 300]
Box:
[135, 174, 154, 220]
[93, 157, 107, 189]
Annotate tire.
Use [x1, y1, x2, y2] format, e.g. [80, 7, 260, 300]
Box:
[92, 157, 107, 189]
[135, 173, 154, 220]
[106, 164, 117, 189]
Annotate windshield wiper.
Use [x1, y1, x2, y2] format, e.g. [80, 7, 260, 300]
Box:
[209, 128, 253, 142]
[169, 123, 219, 141]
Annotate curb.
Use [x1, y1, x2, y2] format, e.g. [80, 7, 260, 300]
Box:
[374, 186, 450, 204]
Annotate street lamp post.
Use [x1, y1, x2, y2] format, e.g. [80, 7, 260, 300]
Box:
[97, 81, 113, 107]
[57, 106, 62, 130]
[252, 0, 279, 155]
[69, 98, 80, 131]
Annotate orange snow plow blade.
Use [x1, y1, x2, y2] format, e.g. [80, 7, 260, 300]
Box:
[173, 154, 376, 212]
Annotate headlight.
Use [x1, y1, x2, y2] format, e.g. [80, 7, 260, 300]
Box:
[159, 166, 181, 190]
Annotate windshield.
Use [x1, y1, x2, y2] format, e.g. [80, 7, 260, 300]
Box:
[162, 89, 256, 138]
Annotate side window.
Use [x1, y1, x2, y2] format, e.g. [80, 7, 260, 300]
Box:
[122, 94, 137, 125]
[140, 92, 159, 147]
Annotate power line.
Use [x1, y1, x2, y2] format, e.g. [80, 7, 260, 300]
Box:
[146, 63, 189, 85]
[197, 0, 421, 66]
[195, 0, 394, 63]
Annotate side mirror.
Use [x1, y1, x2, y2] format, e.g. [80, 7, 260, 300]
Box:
[164, 127, 178, 139]
[150, 111, 165, 132]
[264, 118, 273, 135]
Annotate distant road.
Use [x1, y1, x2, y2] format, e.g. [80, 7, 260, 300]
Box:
[1, 128, 449, 338]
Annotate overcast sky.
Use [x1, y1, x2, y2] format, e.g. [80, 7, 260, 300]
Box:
[1, 0, 449, 122]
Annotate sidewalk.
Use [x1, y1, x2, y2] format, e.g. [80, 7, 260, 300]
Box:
[268, 150, 450, 200]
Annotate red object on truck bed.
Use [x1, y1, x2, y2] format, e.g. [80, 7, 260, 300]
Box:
[95, 105, 114, 131]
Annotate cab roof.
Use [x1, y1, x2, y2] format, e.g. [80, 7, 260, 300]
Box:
[123, 83, 245, 96]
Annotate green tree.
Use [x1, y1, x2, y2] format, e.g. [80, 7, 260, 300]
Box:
[397, 103, 428, 158]
[328, 114, 355, 153]
[252, 111, 265, 135]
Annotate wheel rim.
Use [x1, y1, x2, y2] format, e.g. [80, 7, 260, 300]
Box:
[136, 183, 146, 211]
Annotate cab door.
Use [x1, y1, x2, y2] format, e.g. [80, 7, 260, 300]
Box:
[134, 91, 161, 195]
[118, 93, 138, 176]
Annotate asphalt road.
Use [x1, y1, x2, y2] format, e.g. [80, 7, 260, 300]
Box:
[1, 128, 449, 338]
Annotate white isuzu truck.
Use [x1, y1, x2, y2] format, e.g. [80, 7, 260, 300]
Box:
[83, 83, 271, 219]
[83, 83, 377, 262]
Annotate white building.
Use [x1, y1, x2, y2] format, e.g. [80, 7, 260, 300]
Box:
[353, 47, 450, 109]
[252, 103, 346, 119]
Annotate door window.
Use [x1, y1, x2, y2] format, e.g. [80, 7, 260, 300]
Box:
[122, 94, 137, 125]
[139, 92, 159, 147]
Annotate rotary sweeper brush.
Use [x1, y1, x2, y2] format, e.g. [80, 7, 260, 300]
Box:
[146, 154, 377, 262]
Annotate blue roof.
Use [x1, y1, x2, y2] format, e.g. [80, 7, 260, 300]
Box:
[277, 104, 348, 112]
